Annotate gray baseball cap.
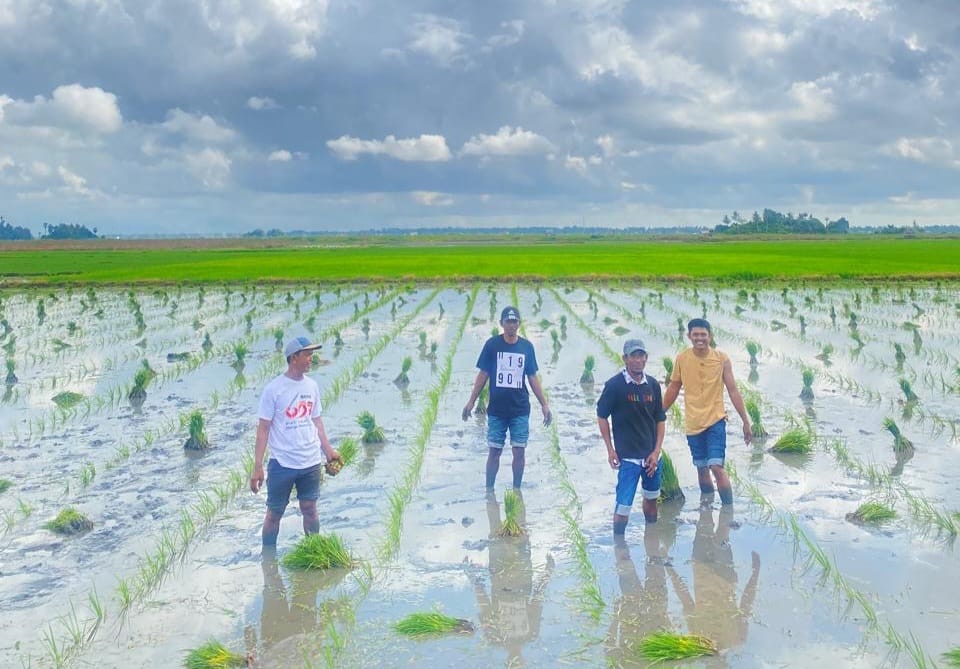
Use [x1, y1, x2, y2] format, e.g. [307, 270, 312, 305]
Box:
[622, 338, 647, 355]
[284, 336, 322, 358]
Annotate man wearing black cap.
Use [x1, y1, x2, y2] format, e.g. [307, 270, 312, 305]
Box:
[463, 306, 551, 490]
[250, 336, 340, 546]
[596, 338, 666, 534]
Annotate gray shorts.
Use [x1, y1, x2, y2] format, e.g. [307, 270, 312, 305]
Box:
[266, 459, 321, 514]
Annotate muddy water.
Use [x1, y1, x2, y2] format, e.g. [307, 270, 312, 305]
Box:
[1, 284, 958, 668]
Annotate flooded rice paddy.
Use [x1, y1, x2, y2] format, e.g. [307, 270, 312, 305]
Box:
[0, 282, 958, 668]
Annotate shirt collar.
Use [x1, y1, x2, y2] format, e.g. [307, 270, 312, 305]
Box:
[622, 369, 648, 386]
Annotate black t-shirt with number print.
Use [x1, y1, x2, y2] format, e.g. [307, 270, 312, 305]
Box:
[476, 335, 539, 419]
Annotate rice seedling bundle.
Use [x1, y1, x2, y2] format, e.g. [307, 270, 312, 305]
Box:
[661, 356, 674, 381]
[944, 647, 960, 668]
[799, 368, 815, 401]
[0, 478, 11, 494]
[128, 367, 151, 404]
[183, 640, 248, 669]
[4, 359, 16, 385]
[893, 343, 906, 366]
[324, 437, 359, 477]
[769, 428, 813, 454]
[633, 631, 717, 663]
[745, 341, 760, 365]
[44, 507, 94, 535]
[357, 411, 385, 443]
[846, 501, 896, 524]
[580, 355, 596, 384]
[201, 332, 213, 352]
[815, 343, 833, 362]
[52, 391, 85, 409]
[184, 410, 210, 450]
[745, 398, 768, 438]
[882, 418, 913, 453]
[538, 318, 551, 329]
[475, 383, 489, 414]
[659, 451, 684, 502]
[393, 612, 474, 638]
[281, 533, 354, 570]
[394, 356, 413, 387]
[898, 378, 918, 403]
[612, 326, 629, 336]
[498, 489, 525, 537]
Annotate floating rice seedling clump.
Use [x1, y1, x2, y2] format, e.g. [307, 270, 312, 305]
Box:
[882, 418, 913, 453]
[769, 425, 813, 454]
[52, 391, 85, 409]
[393, 612, 474, 638]
[394, 356, 412, 388]
[745, 398, 768, 439]
[357, 410, 385, 443]
[281, 533, 354, 570]
[44, 507, 94, 535]
[633, 632, 717, 663]
[498, 489, 525, 537]
[799, 368, 815, 401]
[0, 478, 11, 494]
[183, 410, 211, 450]
[846, 501, 897, 525]
[579, 355, 595, 384]
[183, 639, 248, 669]
[899, 378, 919, 403]
[659, 451, 684, 502]
[745, 340, 760, 365]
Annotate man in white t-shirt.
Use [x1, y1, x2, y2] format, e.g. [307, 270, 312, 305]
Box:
[250, 336, 340, 546]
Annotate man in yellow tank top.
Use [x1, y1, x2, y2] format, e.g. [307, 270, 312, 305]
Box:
[663, 319, 752, 505]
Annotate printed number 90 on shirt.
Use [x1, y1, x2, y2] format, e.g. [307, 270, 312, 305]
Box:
[495, 353, 525, 389]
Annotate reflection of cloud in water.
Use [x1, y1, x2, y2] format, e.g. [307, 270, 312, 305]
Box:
[474, 491, 553, 668]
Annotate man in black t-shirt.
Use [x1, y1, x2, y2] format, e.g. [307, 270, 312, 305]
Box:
[463, 306, 551, 489]
[597, 338, 666, 534]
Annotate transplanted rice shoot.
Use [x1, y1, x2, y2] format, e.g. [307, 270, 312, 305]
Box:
[815, 343, 833, 363]
[894, 343, 906, 368]
[272, 327, 284, 351]
[44, 507, 94, 535]
[231, 342, 248, 370]
[394, 356, 413, 388]
[201, 332, 213, 353]
[633, 632, 717, 663]
[52, 391, 85, 409]
[281, 533, 354, 570]
[393, 612, 474, 638]
[770, 426, 813, 454]
[943, 647, 960, 668]
[659, 451, 684, 502]
[883, 418, 913, 453]
[4, 358, 16, 384]
[128, 367, 151, 405]
[899, 378, 918, 403]
[183, 410, 211, 450]
[580, 355, 595, 384]
[183, 639, 247, 669]
[498, 489, 525, 537]
[745, 398, 768, 438]
[799, 368, 815, 401]
[357, 411, 385, 443]
[745, 341, 760, 365]
[0, 478, 11, 494]
[846, 501, 897, 524]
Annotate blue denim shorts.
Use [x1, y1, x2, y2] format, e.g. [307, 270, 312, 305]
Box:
[615, 458, 662, 516]
[686, 419, 727, 468]
[487, 414, 529, 449]
[266, 459, 321, 514]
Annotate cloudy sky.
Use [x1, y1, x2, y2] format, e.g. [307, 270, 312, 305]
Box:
[1, 0, 958, 235]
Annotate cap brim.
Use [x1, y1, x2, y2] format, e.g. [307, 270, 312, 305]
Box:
[298, 344, 323, 352]
[625, 348, 646, 355]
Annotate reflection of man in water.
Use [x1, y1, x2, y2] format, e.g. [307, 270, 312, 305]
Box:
[251, 548, 345, 666]
[606, 503, 681, 668]
[667, 505, 760, 657]
[474, 491, 553, 667]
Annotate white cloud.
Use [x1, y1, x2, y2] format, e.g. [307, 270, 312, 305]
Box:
[564, 155, 588, 174]
[326, 134, 452, 161]
[247, 96, 279, 110]
[2, 84, 122, 134]
[185, 148, 232, 188]
[596, 135, 614, 158]
[58, 165, 97, 198]
[268, 149, 292, 162]
[460, 126, 554, 157]
[161, 108, 235, 143]
[411, 191, 453, 206]
[485, 20, 525, 50]
[728, 0, 882, 21]
[408, 14, 469, 66]
[885, 137, 959, 168]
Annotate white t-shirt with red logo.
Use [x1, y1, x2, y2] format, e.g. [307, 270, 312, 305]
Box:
[258, 373, 324, 469]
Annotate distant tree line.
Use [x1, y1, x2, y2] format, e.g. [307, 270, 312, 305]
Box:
[0, 217, 99, 240]
[715, 209, 850, 234]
